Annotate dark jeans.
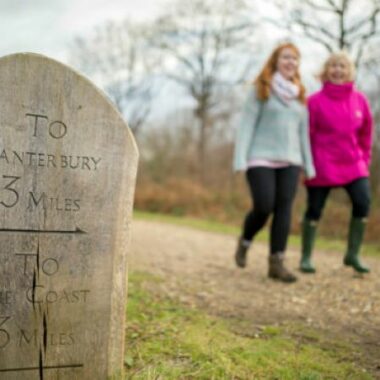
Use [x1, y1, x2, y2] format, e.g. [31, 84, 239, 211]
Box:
[305, 177, 371, 221]
[242, 166, 300, 254]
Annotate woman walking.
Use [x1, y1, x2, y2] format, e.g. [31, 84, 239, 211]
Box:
[300, 52, 373, 274]
[234, 43, 315, 283]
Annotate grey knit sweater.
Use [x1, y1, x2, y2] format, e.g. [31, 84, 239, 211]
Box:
[233, 87, 315, 178]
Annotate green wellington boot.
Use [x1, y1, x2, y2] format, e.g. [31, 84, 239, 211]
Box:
[300, 219, 317, 273]
[343, 217, 370, 273]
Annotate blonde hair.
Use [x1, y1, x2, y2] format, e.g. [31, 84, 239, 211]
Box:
[319, 51, 356, 82]
[254, 42, 306, 103]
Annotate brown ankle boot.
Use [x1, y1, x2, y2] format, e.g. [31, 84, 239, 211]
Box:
[268, 253, 297, 283]
[235, 237, 249, 268]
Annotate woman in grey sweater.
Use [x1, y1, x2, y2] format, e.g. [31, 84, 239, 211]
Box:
[233, 42, 315, 283]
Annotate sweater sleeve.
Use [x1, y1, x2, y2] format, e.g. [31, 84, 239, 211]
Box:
[300, 107, 315, 179]
[233, 87, 261, 171]
[358, 94, 373, 167]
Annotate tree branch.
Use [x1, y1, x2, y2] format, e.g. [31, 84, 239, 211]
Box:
[347, 6, 380, 35]
[294, 18, 338, 41]
[324, 0, 340, 13]
[160, 43, 200, 75]
[301, 27, 335, 52]
[303, 0, 337, 13]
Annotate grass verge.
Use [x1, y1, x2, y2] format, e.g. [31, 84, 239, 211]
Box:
[134, 210, 380, 257]
[125, 271, 373, 379]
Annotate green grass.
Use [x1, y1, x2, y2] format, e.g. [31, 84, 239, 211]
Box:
[134, 210, 380, 257]
[125, 271, 373, 379]
[134, 210, 240, 235]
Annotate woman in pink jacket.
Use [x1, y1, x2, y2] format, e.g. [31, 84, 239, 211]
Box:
[300, 52, 373, 274]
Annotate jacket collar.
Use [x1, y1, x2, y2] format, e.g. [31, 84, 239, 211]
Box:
[322, 81, 354, 100]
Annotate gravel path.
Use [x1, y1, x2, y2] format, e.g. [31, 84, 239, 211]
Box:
[130, 220, 380, 376]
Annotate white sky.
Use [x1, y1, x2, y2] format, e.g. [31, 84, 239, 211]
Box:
[0, 0, 326, 76]
[0, 0, 167, 63]
[0, 0, 327, 122]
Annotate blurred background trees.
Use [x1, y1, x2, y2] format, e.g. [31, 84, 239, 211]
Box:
[149, 0, 256, 183]
[269, 0, 380, 66]
[70, 0, 380, 243]
[71, 21, 159, 135]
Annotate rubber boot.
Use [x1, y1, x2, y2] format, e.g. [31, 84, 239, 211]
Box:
[235, 237, 249, 268]
[268, 253, 297, 283]
[344, 217, 370, 273]
[300, 219, 317, 273]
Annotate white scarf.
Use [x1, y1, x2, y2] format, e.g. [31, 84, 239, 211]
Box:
[271, 72, 300, 103]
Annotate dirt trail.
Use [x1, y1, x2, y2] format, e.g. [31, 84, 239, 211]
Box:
[130, 220, 380, 376]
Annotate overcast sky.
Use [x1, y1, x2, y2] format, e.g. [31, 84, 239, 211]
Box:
[0, 0, 167, 63]
[0, 0, 326, 122]
[0, 0, 324, 74]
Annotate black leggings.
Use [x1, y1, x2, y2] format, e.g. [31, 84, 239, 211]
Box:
[242, 166, 300, 254]
[305, 177, 371, 221]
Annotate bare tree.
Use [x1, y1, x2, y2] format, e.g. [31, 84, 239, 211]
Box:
[359, 49, 380, 193]
[363, 54, 380, 137]
[151, 0, 259, 182]
[269, 0, 380, 67]
[70, 20, 159, 135]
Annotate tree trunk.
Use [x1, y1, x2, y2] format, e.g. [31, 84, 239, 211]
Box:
[198, 113, 208, 185]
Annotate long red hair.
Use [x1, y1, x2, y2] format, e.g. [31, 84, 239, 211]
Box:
[254, 43, 306, 103]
